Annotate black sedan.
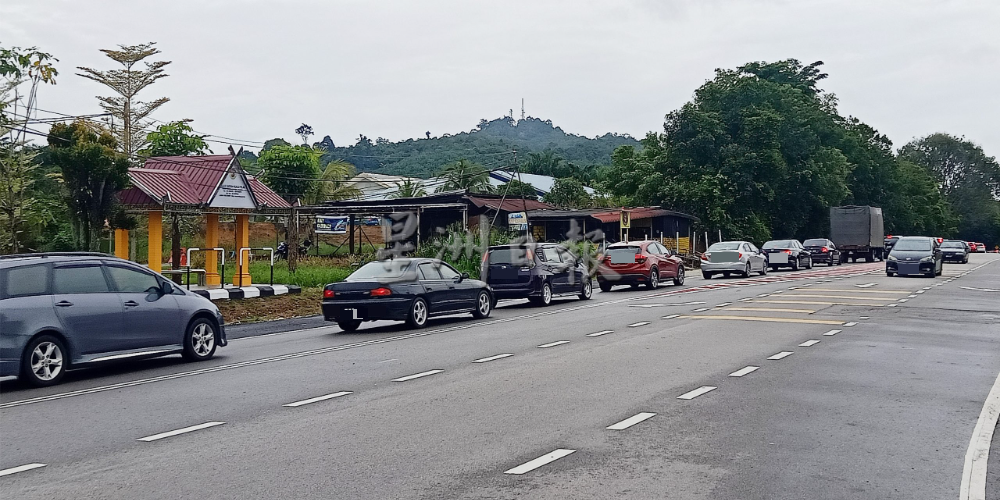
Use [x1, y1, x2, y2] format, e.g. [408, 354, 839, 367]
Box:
[322, 258, 494, 332]
[803, 238, 842, 266]
[762, 240, 813, 271]
[940, 240, 969, 264]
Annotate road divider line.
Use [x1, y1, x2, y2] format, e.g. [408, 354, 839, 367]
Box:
[473, 353, 514, 363]
[798, 340, 820, 347]
[898, 298, 909, 302]
[504, 449, 576, 475]
[678, 386, 717, 399]
[767, 351, 794, 360]
[538, 340, 570, 348]
[715, 302, 732, 307]
[843, 322, 858, 327]
[692, 308, 710, 312]
[283, 391, 353, 408]
[607, 412, 657, 430]
[662, 314, 680, 319]
[751, 299, 888, 307]
[678, 315, 845, 325]
[723, 307, 815, 314]
[729, 366, 759, 377]
[823, 329, 842, 336]
[887, 304, 898, 307]
[392, 369, 444, 382]
[138, 421, 225, 442]
[0, 463, 47, 477]
[784, 294, 899, 301]
[586, 330, 614, 337]
[628, 321, 650, 327]
[959, 369, 1000, 500]
[808, 288, 911, 294]
[908, 294, 917, 298]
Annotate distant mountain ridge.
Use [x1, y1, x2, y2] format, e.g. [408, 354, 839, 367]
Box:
[310, 116, 640, 177]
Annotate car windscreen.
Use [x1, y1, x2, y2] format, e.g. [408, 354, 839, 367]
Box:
[488, 247, 533, 266]
[708, 242, 741, 251]
[348, 260, 412, 280]
[607, 246, 640, 264]
[803, 239, 827, 247]
[892, 239, 931, 252]
[941, 242, 965, 249]
[762, 240, 795, 249]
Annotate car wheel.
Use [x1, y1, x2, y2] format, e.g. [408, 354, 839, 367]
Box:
[532, 282, 553, 306]
[673, 266, 686, 285]
[827, 259, 833, 267]
[770, 265, 778, 271]
[406, 297, 429, 328]
[599, 281, 612, 292]
[579, 279, 593, 300]
[183, 318, 217, 361]
[723, 272, 732, 278]
[887, 271, 895, 277]
[702, 271, 712, 280]
[646, 268, 659, 289]
[337, 319, 362, 332]
[21, 335, 67, 387]
[806, 258, 813, 269]
[742, 263, 751, 278]
[791, 259, 799, 271]
[758, 263, 767, 276]
[473, 290, 492, 318]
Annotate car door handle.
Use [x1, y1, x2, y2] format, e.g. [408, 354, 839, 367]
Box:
[55, 300, 73, 307]
[124, 300, 139, 307]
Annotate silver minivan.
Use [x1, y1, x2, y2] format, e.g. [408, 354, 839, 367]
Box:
[0, 253, 227, 386]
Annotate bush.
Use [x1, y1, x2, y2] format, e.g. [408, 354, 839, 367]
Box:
[249, 257, 353, 288]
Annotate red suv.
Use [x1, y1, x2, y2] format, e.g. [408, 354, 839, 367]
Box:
[596, 241, 685, 291]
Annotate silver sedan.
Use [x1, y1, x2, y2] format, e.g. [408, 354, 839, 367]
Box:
[700, 241, 768, 279]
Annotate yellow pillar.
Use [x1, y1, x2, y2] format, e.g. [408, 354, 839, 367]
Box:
[205, 213, 221, 287]
[232, 214, 252, 287]
[114, 229, 129, 259]
[147, 211, 163, 273]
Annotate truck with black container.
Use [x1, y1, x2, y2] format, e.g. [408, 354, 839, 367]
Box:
[829, 205, 885, 263]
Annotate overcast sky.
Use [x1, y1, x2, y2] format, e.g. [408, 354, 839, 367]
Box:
[3, 0, 998, 157]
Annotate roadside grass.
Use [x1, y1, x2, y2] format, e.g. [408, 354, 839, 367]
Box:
[216, 287, 322, 324]
[248, 257, 356, 288]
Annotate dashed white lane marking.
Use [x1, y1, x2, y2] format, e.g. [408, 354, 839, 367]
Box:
[473, 353, 514, 363]
[138, 421, 226, 442]
[538, 340, 570, 348]
[0, 463, 47, 477]
[692, 308, 711, 312]
[823, 329, 842, 336]
[798, 340, 821, 347]
[677, 386, 717, 399]
[960, 286, 1000, 292]
[908, 294, 917, 298]
[843, 322, 858, 327]
[607, 412, 657, 430]
[959, 370, 1000, 500]
[628, 321, 650, 327]
[887, 304, 898, 307]
[923, 286, 932, 290]
[392, 369, 444, 382]
[916, 290, 925, 294]
[504, 449, 576, 475]
[378, 358, 398, 363]
[859, 316, 870, 320]
[715, 302, 732, 307]
[898, 298, 909, 302]
[757, 293, 771, 297]
[767, 351, 794, 360]
[283, 391, 353, 407]
[661, 314, 680, 319]
[855, 283, 877, 288]
[729, 366, 759, 377]
[586, 330, 614, 337]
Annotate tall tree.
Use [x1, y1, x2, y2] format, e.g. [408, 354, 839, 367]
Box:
[47, 120, 130, 251]
[436, 159, 492, 193]
[258, 145, 321, 203]
[139, 120, 210, 157]
[544, 177, 591, 208]
[77, 42, 170, 162]
[498, 179, 539, 201]
[304, 160, 361, 204]
[295, 123, 314, 145]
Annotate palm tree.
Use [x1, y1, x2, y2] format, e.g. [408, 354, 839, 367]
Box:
[436, 159, 493, 193]
[303, 160, 362, 205]
[392, 178, 428, 198]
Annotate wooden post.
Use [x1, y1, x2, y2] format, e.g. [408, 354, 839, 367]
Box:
[205, 213, 220, 287]
[232, 213, 251, 286]
[148, 210, 163, 274]
[114, 229, 129, 259]
[288, 208, 299, 273]
[349, 215, 355, 255]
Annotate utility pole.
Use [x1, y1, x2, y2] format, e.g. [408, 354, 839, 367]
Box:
[521, 98, 525, 121]
[513, 150, 531, 241]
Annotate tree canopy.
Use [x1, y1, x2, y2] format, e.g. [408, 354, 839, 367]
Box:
[139, 120, 210, 157]
[258, 145, 321, 203]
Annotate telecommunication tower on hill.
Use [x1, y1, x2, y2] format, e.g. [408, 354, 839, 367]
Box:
[521, 98, 525, 121]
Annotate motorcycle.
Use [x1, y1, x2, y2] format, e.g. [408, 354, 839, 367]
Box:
[276, 239, 312, 260]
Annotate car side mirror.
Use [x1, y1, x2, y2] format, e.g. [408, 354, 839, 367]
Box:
[456, 272, 469, 282]
[161, 281, 174, 295]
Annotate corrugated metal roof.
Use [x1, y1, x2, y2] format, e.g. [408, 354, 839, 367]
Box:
[464, 195, 553, 212]
[121, 155, 290, 209]
[591, 207, 696, 223]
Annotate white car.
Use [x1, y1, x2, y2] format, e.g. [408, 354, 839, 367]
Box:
[700, 241, 768, 279]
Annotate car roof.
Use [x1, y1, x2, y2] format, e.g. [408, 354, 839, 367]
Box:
[0, 252, 122, 269]
[608, 241, 652, 247]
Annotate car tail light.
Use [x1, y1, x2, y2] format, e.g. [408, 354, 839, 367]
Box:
[370, 287, 392, 297]
[821, 247, 829, 253]
[738, 252, 743, 259]
[783, 249, 792, 254]
[323, 289, 335, 298]
[635, 255, 647, 263]
[936, 238, 943, 244]
[701, 252, 710, 261]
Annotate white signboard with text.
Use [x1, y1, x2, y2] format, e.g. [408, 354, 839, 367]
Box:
[210, 170, 256, 209]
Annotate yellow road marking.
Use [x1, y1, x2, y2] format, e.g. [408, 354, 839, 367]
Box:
[752, 300, 888, 307]
[723, 307, 816, 314]
[679, 315, 846, 325]
[804, 288, 912, 294]
[784, 294, 898, 301]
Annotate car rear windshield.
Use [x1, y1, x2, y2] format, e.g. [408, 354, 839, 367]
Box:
[893, 239, 931, 251]
[488, 247, 533, 266]
[803, 239, 828, 246]
[348, 260, 412, 280]
[762, 240, 795, 249]
[606, 247, 640, 264]
[707, 242, 741, 251]
[941, 242, 965, 249]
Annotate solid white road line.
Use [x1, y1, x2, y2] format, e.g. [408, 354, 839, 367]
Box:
[538, 340, 570, 348]
[843, 322, 858, 327]
[283, 391, 353, 407]
[767, 351, 794, 360]
[798, 340, 821, 347]
[0, 463, 47, 477]
[473, 353, 514, 363]
[959, 370, 1000, 500]
[729, 366, 759, 377]
[607, 412, 657, 430]
[823, 329, 842, 336]
[677, 386, 717, 400]
[586, 330, 614, 337]
[392, 369, 444, 382]
[138, 422, 226, 442]
[628, 321, 650, 327]
[504, 449, 576, 475]
[662, 314, 680, 319]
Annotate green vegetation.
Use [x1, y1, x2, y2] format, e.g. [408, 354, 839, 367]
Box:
[249, 258, 354, 288]
[138, 120, 210, 157]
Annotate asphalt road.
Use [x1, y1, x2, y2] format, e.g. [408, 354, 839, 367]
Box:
[2, 255, 998, 499]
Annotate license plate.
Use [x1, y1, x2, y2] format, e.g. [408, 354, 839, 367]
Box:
[341, 308, 364, 320]
[769, 253, 788, 264]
